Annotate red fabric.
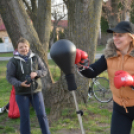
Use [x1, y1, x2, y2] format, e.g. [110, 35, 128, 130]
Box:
[8, 86, 20, 118]
[75, 49, 81, 64]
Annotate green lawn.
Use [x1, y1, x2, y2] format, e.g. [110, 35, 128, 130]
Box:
[0, 52, 13, 57]
[0, 60, 134, 134]
[96, 45, 105, 53]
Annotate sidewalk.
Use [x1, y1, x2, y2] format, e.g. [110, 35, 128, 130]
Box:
[0, 53, 102, 61]
[0, 57, 11, 61]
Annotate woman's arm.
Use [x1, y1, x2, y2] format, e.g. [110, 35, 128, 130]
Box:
[79, 55, 107, 78]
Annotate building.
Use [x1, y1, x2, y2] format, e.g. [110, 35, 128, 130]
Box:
[0, 15, 14, 52]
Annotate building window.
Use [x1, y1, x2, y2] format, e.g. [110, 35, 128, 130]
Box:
[4, 37, 9, 43]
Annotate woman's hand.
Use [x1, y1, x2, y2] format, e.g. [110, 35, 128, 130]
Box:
[30, 72, 37, 79]
[76, 63, 83, 68]
[21, 81, 31, 87]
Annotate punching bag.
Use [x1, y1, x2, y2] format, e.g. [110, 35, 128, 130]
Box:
[50, 39, 77, 91]
[50, 39, 85, 134]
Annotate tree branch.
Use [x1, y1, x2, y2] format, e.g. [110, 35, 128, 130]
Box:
[22, 0, 32, 14]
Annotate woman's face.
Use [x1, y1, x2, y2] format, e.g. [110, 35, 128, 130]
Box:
[17, 42, 30, 56]
[113, 33, 133, 51]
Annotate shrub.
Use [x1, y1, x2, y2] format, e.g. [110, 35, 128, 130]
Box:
[0, 38, 3, 43]
[101, 16, 109, 33]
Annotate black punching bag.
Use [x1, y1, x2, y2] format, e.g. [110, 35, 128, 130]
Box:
[50, 39, 85, 134]
[50, 39, 77, 91]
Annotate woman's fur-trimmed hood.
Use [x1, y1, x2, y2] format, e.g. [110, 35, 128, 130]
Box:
[104, 38, 134, 59]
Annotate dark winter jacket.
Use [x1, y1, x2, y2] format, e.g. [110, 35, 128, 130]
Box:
[6, 51, 47, 95]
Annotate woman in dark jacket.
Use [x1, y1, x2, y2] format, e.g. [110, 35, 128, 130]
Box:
[6, 38, 51, 134]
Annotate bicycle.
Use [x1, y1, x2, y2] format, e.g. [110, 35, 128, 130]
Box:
[88, 77, 113, 103]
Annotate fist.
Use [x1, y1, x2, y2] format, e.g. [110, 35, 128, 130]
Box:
[114, 70, 134, 89]
[75, 49, 81, 64]
[75, 49, 88, 64]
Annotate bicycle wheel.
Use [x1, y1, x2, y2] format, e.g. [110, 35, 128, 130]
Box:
[92, 77, 112, 103]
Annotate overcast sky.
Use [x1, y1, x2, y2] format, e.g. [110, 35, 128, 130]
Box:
[52, 0, 108, 3]
[51, 0, 109, 20]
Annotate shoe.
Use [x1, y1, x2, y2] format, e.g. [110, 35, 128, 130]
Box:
[0, 107, 6, 113]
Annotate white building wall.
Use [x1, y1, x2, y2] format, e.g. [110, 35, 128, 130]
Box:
[0, 43, 14, 52]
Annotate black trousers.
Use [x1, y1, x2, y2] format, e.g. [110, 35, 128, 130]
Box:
[111, 102, 134, 134]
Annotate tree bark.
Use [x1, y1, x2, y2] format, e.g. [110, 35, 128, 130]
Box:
[0, 0, 103, 120]
[0, 0, 79, 120]
[120, 0, 128, 21]
[0, 0, 53, 102]
[36, 0, 51, 52]
[64, 0, 103, 102]
[102, 0, 121, 28]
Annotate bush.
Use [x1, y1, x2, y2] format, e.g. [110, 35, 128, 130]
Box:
[58, 30, 65, 39]
[101, 16, 109, 33]
[130, 1, 134, 23]
[0, 38, 3, 43]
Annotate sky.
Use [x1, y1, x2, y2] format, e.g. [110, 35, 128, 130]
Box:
[52, 0, 108, 3]
[51, 0, 67, 20]
[51, 0, 109, 20]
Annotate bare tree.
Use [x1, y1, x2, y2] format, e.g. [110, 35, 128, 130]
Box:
[102, 0, 129, 28]
[0, 0, 103, 120]
[0, 0, 78, 120]
[63, 0, 103, 103]
[22, 0, 51, 51]
[50, 2, 67, 48]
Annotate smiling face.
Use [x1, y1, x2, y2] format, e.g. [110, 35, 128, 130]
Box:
[17, 42, 30, 56]
[113, 33, 133, 52]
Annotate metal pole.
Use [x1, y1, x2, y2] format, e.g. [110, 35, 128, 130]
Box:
[71, 91, 85, 134]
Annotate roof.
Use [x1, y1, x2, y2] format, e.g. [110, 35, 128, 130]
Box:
[52, 20, 68, 28]
[0, 23, 6, 31]
[0, 19, 68, 31]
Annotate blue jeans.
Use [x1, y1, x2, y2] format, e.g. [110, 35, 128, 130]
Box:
[16, 92, 51, 134]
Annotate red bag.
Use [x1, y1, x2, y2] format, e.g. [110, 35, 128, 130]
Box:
[8, 86, 20, 118]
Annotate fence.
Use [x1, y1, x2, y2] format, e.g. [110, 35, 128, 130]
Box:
[0, 43, 14, 52]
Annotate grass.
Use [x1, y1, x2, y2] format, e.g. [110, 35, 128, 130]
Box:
[48, 59, 61, 81]
[1, 59, 134, 134]
[0, 52, 13, 57]
[96, 45, 105, 53]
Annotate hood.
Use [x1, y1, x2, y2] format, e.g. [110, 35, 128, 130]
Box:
[13, 50, 35, 62]
[104, 38, 134, 59]
[13, 50, 19, 56]
[13, 50, 36, 74]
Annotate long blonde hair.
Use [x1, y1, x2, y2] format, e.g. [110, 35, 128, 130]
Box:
[128, 33, 134, 46]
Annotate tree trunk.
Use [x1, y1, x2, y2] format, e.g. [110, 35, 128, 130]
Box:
[30, 0, 38, 30]
[0, 0, 53, 104]
[120, 0, 128, 21]
[64, 0, 103, 103]
[36, 0, 51, 52]
[0, 0, 81, 120]
[0, 0, 103, 120]
[102, 0, 120, 28]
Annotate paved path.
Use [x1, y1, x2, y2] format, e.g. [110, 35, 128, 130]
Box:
[0, 53, 102, 61]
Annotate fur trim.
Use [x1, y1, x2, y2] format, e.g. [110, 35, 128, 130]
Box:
[130, 48, 134, 57]
[104, 38, 134, 58]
